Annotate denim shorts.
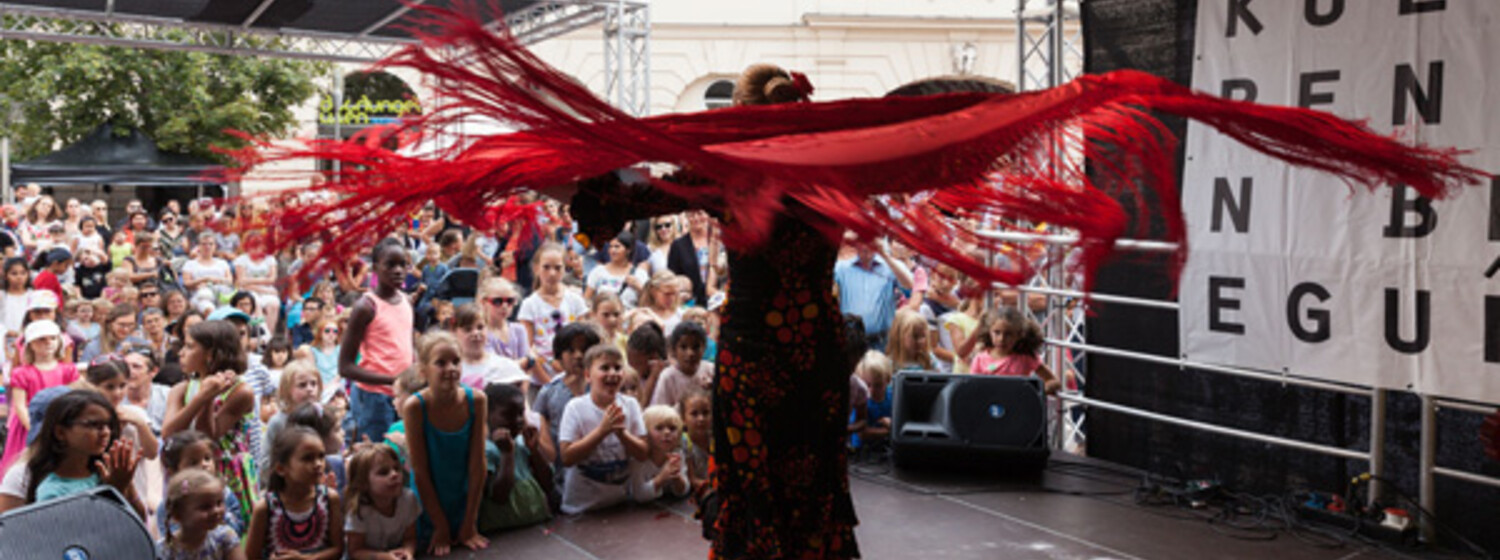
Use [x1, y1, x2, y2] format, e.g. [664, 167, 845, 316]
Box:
[351, 385, 397, 444]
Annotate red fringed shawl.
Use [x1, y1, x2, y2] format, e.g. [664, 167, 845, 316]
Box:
[221, 3, 1485, 294]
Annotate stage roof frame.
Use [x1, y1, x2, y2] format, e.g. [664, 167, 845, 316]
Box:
[0, 0, 643, 63]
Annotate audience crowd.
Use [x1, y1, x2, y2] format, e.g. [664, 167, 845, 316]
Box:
[0, 182, 1058, 558]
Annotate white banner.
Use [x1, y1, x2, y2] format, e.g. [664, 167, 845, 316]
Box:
[1180, 0, 1500, 402]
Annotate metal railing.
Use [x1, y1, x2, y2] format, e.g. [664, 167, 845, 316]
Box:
[985, 230, 1500, 541]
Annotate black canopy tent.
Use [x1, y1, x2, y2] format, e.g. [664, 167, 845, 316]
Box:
[10, 123, 221, 186]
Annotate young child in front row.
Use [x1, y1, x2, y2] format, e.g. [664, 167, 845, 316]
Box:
[479, 382, 553, 533]
[344, 443, 420, 560]
[969, 307, 1061, 393]
[648, 322, 712, 408]
[678, 389, 712, 497]
[405, 332, 489, 556]
[157, 468, 246, 560]
[245, 426, 343, 560]
[631, 405, 689, 502]
[156, 430, 245, 538]
[261, 360, 323, 476]
[853, 351, 895, 452]
[286, 402, 347, 491]
[558, 344, 649, 514]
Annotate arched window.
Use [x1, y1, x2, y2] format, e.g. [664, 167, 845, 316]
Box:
[704, 80, 735, 109]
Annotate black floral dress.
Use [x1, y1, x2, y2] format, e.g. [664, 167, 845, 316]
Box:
[571, 181, 859, 559]
[711, 211, 858, 559]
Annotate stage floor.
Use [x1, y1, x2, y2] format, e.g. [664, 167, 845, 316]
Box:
[457, 454, 1426, 560]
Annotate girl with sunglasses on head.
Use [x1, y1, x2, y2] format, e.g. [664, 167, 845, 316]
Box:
[294, 318, 343, 404]
[479, 278, 543, 389]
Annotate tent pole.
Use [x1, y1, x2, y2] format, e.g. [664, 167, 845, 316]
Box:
[2, 135, 10, 205]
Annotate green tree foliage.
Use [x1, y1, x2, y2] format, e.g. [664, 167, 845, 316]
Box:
[0, 34, 326, 162]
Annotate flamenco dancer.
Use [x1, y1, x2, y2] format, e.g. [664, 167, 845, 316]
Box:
[227, 6, 1484, 559]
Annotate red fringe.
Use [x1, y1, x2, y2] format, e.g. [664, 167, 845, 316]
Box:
[220, 3, 1486, 294]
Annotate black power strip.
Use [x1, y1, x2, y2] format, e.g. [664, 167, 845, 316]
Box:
[1292, 502, 1417, 547]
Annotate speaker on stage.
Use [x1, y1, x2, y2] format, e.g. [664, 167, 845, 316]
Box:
[0, 486, 155, 559]
[891, 371, 1050, 473]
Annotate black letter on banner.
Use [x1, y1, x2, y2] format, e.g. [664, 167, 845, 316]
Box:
[1382, 184, 1438, 238]
[1384, 288, 1430, 354]
[1399, 0, 1446, 14]
[1209, 276, 1246, 334]
[1212, 178, 1253, 233]
[1221, 79, 1259, 102]
[1227, 0, 1264, 37]
[1489, 176, 1500, 241]
[1298, 71, 1340, 108]
[1288, 282, 1332, 343]
[1393, 62, 1443, 125]
[1304, 0, 1344, 25]
[1488, 296, 1500, 363]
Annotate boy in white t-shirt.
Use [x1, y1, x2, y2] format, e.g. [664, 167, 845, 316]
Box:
[558, 344, 648, 514]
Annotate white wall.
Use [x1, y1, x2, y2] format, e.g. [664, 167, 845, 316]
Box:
[243, 2, 1024, 191]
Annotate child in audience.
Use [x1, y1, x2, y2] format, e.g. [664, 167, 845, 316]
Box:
[590, 291, 628, 352]
[558, 344, 648, 514]
[260, 338, 293, 397]
[649, 322, 713, 408]
[518, 243, 589, 383]
[261, 360, 322, 473]
[341, 238, 415, 445]
[247, 426, 342, 559]
[970, 307, 1061, 393]
[286, 402, 347, 490]
[156, 430, 244, 537]
[454, 304, 527, 393]
[479, 278, 539, 383]
[885, 309, 936, 371]
[625, 323, 668, 412]
[162, 320, 260, 527]
[103, 268, 131, 304]
[157, 468, 244, 560]
[678, 389, 712, 496]
[479, 382, 552, 533]
[680, 307, 718, 362]
[382, 367, 426, 463]
[853, 351, 895, 451]
[404, 332, 488, 555]
[2, 320, 78, 470]
[22, 390, 145, 516]
[620, 367, 643, 404]
[85, 358, 159, 515]
[534, 323, 601, 467]
[69, 300, 100, 344]
[344, 444, 420, 560]
[631, 405, 689, 502]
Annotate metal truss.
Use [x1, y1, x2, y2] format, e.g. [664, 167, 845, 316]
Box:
[0, 0, 652, 81]
[602, 0, 650, 116]
[1015, 0, 1087, 454]
[0, 5, 402, 63]
[1015, 0, 1083, 91]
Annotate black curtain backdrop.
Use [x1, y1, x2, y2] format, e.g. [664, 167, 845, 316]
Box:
[1081, 0, 1499, 554]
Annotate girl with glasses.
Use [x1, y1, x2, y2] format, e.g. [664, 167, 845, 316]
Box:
[479, 278, 539, 384]
[0, 390, 143, 517]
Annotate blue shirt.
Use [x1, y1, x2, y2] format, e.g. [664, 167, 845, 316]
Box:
[834, 256, 900, 336]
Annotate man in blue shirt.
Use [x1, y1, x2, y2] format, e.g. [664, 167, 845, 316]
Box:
[834, 237, 913, 351]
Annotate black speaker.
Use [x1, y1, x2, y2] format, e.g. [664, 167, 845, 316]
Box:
[0, 486, 155, 559]
[891, 371, 1050, 472]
